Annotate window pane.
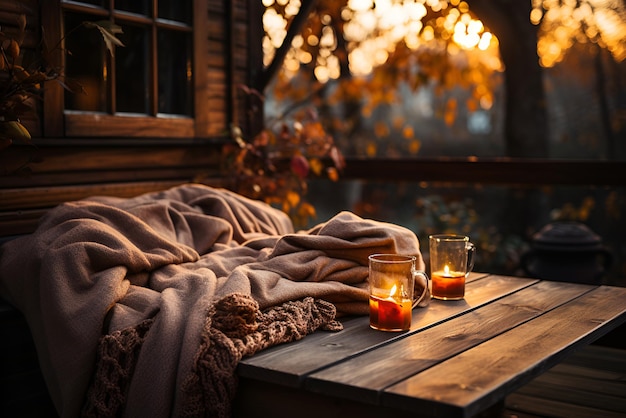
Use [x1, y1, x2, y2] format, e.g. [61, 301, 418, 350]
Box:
[115, 24, 150, 114]
[64, 12, 108, 112]
[157, 29, 192, 116]
[158, 0, 192, 24]
[115, 0, 151, 15]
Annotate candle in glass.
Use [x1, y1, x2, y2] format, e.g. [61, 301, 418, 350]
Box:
[369, 284, 412, 331]
[368, 254, 419, 332]
[429, 234, 476, 301]
[431, 265, 466, 300]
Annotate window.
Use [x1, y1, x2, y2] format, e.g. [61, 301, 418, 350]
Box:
[0, 0, 259, 236]
[43, 0, 211, 138]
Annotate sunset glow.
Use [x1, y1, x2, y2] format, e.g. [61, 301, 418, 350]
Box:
[532, 0, 626, 66]
[263, 0, 626, 80]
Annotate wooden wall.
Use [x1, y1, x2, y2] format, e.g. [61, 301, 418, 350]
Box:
[0, 0, 260, 236]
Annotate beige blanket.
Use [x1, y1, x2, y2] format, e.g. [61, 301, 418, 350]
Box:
[0, 184, 426, 417]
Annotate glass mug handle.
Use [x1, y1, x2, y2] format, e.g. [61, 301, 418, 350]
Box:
[412, 270, 430, 308]
[466, 242, 476, 276]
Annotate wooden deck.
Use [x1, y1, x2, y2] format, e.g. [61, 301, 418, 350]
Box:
[502, 344, 626, 418]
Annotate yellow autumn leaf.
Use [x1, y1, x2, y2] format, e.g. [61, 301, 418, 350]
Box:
[480, 93, 494, 110]
[309, 157, 324, 176]
[374, 121, 389, 138]
[466, 98, 478, 112]
[0, 120, 31, 144]
[366, 141, 377, 157]
[298, 202, 316, 219]
[327, 167, 339, 182]
[408, 139, 421, 155]
[286, 190, 300, 208]
[7, 39, 19, 59]
[402, 125, 414, 139]
[11, 65, 29, 82]
[444, 98, 457, 126]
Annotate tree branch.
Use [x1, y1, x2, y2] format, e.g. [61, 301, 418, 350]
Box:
[258, 0, 318, 92]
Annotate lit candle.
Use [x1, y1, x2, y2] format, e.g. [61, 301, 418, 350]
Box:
[432, 264, 466, 300]
[369, 284, 412, 331]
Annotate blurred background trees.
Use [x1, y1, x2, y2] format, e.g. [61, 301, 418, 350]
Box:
[249, 0, 626, 282]
[258, 0, 626, 160]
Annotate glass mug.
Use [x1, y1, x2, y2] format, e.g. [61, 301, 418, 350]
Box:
[429, 235, 476, 300]
[368, 254, 429, 331]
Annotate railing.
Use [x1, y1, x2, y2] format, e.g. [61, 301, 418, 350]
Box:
[341, 158, 626, 186]
[2, 148, 625, 236]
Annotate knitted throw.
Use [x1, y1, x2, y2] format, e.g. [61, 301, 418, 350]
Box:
[82, 293, 342, 417]
[82, 319, 155, 417]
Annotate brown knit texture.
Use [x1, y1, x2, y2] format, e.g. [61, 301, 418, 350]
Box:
[180, 294, 342, 418]
[81, 295, 341, 418]
[82, 318, 155, 417]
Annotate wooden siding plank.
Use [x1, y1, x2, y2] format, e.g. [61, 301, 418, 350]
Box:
[0, 168, 215, 195]
[0, 145, 220, 175]
[0, 209, 46, 236]
[0, 181, 184, 211]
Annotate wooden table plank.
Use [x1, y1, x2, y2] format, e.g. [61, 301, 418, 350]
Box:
[382, 285, 626, 417]
[305, 280, 593, 406]
[237, 274, 536, 387]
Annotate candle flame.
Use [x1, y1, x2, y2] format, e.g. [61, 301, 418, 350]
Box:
[444, 265, 450, 275]
[389, 284, 397, 297]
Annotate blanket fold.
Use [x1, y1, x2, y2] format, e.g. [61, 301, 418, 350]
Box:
[0, 184, 426, 417]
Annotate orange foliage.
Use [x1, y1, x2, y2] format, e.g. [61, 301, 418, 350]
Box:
[221, 86, 345, 228]
[374, 121, 390, 138]
[444, 98, 458, 126]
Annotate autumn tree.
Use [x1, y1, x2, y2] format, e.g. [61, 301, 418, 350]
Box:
[257, 0, 626, 159]
[467, 0, 547, 157]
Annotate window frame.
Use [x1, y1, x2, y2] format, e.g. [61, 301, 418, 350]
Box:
[42, 0, 210, 139]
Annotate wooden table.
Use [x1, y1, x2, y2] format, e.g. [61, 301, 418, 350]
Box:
[234, 273, 626, 418]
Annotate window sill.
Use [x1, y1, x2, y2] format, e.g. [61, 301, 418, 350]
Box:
[64, 112, 194, 138]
